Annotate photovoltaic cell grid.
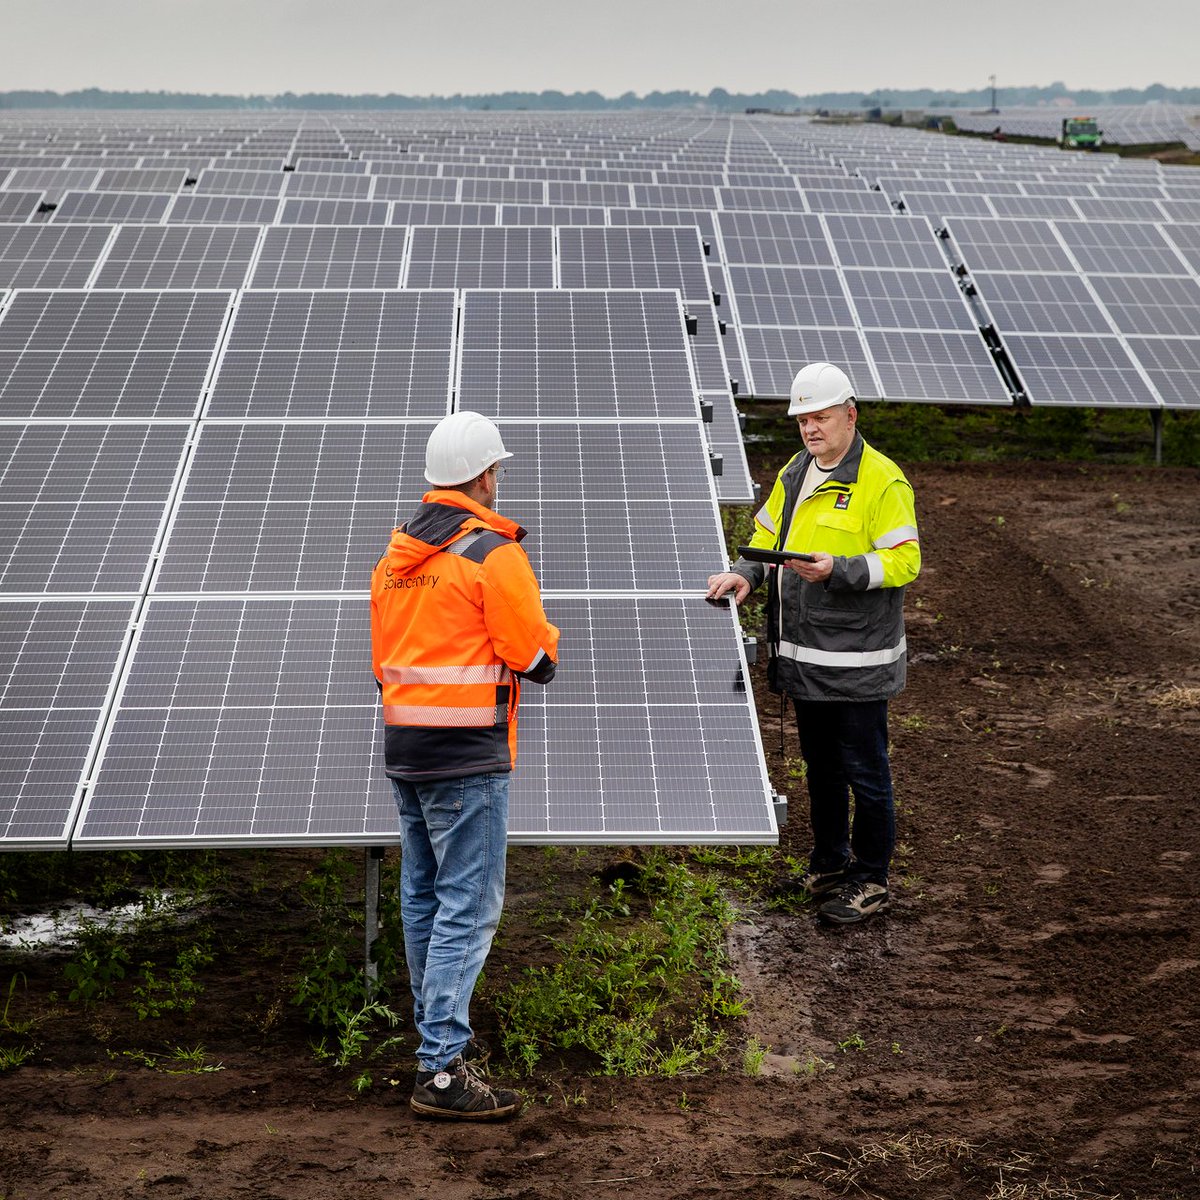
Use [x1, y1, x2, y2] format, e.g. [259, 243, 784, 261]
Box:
[0, 225, 114, 288]
[0, 423, 189, 594]
[0, 599, 135, 847]
[250, 226, 408, 288]
[0, 290, 231, 419]
[93, 225, 261, 289]
[405, 226, 555, 287]
[457, 289, 701, 419]
[74, 595, 771, 846]
[206, 290, 456, 418]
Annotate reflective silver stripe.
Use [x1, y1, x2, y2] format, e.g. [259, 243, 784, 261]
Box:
[864, 552, 884, 590]
[874, 524, 919, 550]
[382, 664, 509, 685]
[445, 529, 487, 556]
[523, 648, 548, 674]
[754, 505, 776, 534]
[777, 637, 907, 668]
[383, 703, 497, 726]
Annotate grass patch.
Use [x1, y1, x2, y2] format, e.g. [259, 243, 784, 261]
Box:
[495, 851, 744, 1075]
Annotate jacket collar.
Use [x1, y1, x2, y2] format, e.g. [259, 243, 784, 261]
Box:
[420, 489, 527, 544]
[788, 431, 865, 489]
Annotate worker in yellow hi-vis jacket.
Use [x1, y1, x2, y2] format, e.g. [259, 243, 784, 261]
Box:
[707, 363, 920, 926]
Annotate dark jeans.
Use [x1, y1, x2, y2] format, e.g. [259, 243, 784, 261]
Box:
[795, 698, 895, 885]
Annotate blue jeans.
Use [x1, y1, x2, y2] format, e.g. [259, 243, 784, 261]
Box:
[795, 699, 895, 886]
[391, 772, 509, 1071]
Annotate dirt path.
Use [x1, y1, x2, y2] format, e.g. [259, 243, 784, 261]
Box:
[2, 461, 1198, 1199]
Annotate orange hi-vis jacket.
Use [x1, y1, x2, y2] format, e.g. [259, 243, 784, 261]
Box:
[371, 490, 559, 782]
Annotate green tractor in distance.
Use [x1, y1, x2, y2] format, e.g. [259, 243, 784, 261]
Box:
[1058, 116, 1102, 149]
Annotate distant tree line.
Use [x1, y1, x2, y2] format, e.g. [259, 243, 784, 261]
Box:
[1, 82, 1197, 111]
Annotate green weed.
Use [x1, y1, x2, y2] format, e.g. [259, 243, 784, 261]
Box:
[496, 853, 743, 1076]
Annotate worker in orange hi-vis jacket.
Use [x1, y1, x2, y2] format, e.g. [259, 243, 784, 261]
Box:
[371, 410, 559, 1122]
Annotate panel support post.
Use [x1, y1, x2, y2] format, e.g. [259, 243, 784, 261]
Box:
[364, 846, 385, 1001]
[1151, 409, 1163, 467]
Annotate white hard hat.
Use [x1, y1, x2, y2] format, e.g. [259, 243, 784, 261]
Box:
[788, 362, 856, 416]
[424, 410, 513, 486]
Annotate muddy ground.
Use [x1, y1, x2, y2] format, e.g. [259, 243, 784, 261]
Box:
[2, 457, 1199, 1199]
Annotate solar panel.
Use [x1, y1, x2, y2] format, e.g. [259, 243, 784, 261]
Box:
[1161, 200, 1200, 223]
[1088, 275, 1200, 337]
[206, 290, 456, 418]
[718, 186, 806, 212]
[727, 264, 853, 327]
[703, 391, 756, 504]
[864, 329, 1010, 405]
[824, 213, 948, 270]
[944, 217, 1076, 273]
[389, 201, 497, 225]
[458, 178, 545, 205]
[972, 271, 1113, 335]
[1071, 197, 1168, 223]
[1055, 219, 1191, 276]
[457, 289, 699, 419]
[75, 595, 772, 846]
[193, 168, 286, 197]
[501, 205, 607, 225]
[740, 325, 873, 399]
[558, 226, 710, 300]
[899, 192, 995, 219]
[803, 188, 896, 215]
[95, 168, 188, 193]
[0, 224, 114, 288]
[0, 289, 231, 419]
[717, 211, 833, 267]
[278, 198, 390, 225]
[151, 422, 430, 593]
[0, 192, 43, 223]
[166, 194, 281, 224]
[987, 195, 1080, 220]
[284, 172, 373, 201]
[5, 167, 102, 202]
[843, 268, 976, 332]
[93, 225, 260, 289]
[0, 423, 190, 593]
[1124, 337, 1200, 408]
[633, 184, 717, 210]
[405, 225, 554, 288]
[0, 599, 135, 848]
[1003, 334, 1161, 407]
[547, 181, 630, 207]
[50, 190, 172, 224]
[367, 175, 460, 202]
[250, 226, 407, 288]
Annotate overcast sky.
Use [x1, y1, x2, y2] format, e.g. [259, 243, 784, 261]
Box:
[2, 0, 1196, 97]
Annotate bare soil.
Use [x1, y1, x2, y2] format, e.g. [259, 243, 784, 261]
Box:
[2, 458, 1199, 1199]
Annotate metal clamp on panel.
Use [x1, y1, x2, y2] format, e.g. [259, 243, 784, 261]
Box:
[699, 398, 714, 423]
[772, 793, 788, 826]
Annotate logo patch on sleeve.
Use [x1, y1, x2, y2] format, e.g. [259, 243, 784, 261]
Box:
[834, 492, 851, 510]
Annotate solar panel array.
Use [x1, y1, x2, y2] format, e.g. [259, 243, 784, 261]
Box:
[4, 107, 1200, 851]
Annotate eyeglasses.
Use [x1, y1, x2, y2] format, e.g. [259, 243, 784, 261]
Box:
[490, 463, 506, 482]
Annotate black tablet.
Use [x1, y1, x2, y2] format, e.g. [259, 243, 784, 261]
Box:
[737, 546, 816, 564]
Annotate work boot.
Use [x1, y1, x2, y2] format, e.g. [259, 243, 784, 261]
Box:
[410, 1055, 520, 1121]
[819, 880, 889, 925]
[798, 863, 850, 898]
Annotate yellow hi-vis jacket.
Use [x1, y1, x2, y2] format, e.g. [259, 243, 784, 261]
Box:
[371, 490, 559, 781]
[732, 432, 920, 702]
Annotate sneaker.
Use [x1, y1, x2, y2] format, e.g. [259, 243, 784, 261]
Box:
[819, 880, 889, 925]
[410, 1055, 520, 1121]
[798, 863, 850, 898]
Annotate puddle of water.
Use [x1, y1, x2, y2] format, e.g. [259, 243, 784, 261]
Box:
[0, 895, 190, 952]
